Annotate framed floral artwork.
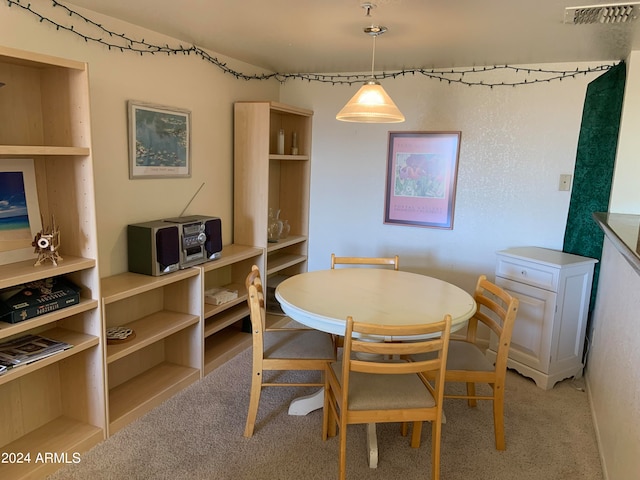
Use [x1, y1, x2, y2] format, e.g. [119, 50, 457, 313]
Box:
[128, 101, 191, 179]
[384, 131, 461, 229]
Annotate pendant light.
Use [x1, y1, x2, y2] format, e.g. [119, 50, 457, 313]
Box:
[336, 25, 405, 123]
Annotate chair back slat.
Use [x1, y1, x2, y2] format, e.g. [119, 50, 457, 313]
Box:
[341, 315, 452, 406]
[466, 275, 518, 345]
[352, 338, 444, 356]
[331, 253, 399, 270]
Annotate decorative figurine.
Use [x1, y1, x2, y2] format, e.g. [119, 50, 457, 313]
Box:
[32, 216, 63, 266]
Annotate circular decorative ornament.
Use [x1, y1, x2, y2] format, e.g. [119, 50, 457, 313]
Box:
[106, 326, 136, 344]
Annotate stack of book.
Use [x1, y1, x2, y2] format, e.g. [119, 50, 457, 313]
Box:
[0, 334, 72, 376]
[0, 276, 81, 324]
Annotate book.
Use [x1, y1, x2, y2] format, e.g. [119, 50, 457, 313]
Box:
[0, 334, 72, 375]
[0, 277, 81, 324]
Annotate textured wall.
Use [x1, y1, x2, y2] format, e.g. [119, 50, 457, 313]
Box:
[587, 238, 640, 480]
[282, 64, 604, 294]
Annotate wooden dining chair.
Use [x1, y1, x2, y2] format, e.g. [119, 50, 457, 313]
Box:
[329, 253, 400, 350]
[412, 274, 519, 450]
[244, 265, 336, 437]
[330, 253, 399, 270]
[323, 314, 452, 480]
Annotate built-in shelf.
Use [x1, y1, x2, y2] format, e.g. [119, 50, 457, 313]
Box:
[108, 362, 200, 434]
[0, 328, 98, 387]
[0, 146, 90, 156]
[0, 298, 99, 338]
[266, 235, 307, 253]
[0, 256, 96, 290]
[204, 325, 252, 375]
[267, 254, 307, 275]
[269, 154, 310, 161]
[101, 268, 199, 304]
[200, 244, 263, 376]
[106, 311, 200, 364]
[0, 416, 103, 480]
[203, 294, 248, 330]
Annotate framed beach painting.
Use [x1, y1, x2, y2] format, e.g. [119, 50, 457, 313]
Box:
[128, 101, 191, 179]
[0, 159, 42, 265]
[384, 131, 461, 229]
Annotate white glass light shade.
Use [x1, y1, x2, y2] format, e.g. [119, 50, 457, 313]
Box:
[336, 80, 405, 123]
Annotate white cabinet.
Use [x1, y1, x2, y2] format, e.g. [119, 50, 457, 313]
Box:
[487, 247, 597, 390]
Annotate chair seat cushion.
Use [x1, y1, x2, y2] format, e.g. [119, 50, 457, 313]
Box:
[445, 340, 494, 371]
[264, 330, 335, 360]
[330, 362, 435, 410]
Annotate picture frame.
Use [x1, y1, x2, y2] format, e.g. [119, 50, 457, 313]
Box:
[128, 100, 191, 179]
[0, 159, 43, 265]
[384, 131, 461, 229]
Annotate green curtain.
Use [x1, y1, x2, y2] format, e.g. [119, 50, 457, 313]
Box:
[563, 61, 626, 324]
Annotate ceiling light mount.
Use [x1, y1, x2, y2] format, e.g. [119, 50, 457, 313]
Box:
[364, 25, 387, 36]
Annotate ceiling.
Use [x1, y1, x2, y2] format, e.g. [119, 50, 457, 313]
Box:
[65, 0, 640, 73]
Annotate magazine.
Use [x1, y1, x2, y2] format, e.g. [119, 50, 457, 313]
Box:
[0, 334, 72, 375]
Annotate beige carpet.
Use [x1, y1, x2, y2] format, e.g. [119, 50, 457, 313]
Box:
[48, 347, 603, 480]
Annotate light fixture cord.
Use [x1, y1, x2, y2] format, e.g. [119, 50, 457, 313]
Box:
[371, 34, 376, 79]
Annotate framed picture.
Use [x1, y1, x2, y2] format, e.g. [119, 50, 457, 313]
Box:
[128, 101, 191, 179]
[0, 159, 43, 265]
[384, 131, 461, 229]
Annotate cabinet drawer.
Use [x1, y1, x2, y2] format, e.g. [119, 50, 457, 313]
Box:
[496, 257, 559, 291]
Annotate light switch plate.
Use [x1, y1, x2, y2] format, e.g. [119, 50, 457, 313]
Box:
[559, 174, 572, 191]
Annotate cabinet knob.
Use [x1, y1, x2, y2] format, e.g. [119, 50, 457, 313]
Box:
[521, 270, 527, 276]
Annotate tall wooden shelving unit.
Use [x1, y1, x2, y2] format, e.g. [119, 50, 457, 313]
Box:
[0, 46, 104, 479]
[233, 102, 312, 293]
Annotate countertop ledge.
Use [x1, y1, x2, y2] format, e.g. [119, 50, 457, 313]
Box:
[593, 212, 640, 275]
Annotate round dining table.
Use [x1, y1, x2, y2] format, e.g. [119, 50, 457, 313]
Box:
[275, 268, 477, 468]
[275, 268, 476, 336]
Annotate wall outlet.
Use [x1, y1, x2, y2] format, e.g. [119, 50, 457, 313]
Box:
[559, 174, 572, 191]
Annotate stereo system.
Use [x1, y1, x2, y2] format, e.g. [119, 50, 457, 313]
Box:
[127, 215, 222, 276]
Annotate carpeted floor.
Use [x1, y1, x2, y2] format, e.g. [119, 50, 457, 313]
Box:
[47, 347, 603, 479]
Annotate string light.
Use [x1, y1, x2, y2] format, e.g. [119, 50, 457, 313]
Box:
[5, 0, 616, 87]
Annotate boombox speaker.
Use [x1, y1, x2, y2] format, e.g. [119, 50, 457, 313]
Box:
[128, 221, 181, 276]
[204, 217, 222, 258]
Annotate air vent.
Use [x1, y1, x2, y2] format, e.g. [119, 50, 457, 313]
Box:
[565, 3, 639, 24]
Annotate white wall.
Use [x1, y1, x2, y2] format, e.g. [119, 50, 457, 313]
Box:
[586, 51, 640, 480]
[610, 50, 640, 213]
[587, 238, 640, 480]
[0, 3, 279, 277]
[282, 66, 601, 292]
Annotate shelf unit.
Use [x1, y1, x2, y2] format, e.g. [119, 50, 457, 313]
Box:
[0, 46, 104, 479]
[200, 244, 263, 375]
[101, 269, 202, 435]
[233, 102, 312, 299]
